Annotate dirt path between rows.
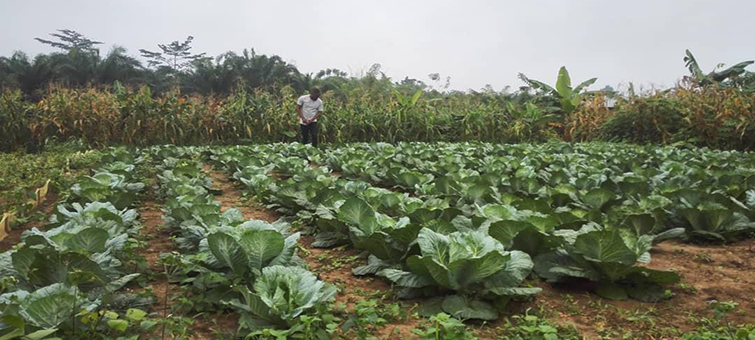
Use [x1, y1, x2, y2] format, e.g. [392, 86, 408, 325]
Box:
[134, 171, 240, 340]
[307, 162, 427, 339]
[139, 200, 173, 274]
[171, 165, 283, 339]
[128, 186, 186, 340]
[0, 193, 59, 252]
[299, 236, 422, 339]
[208, 168, 279, 222]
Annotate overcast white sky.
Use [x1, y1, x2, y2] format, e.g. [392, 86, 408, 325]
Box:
[1, 0, 754, 91]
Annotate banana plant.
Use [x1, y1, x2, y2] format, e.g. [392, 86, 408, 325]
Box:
[518, 67, 597, 114]
[392, 89, 423, 109]
[684, 49, 754, 86]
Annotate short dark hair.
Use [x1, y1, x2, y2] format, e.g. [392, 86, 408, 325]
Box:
[310, 87, 321, 94]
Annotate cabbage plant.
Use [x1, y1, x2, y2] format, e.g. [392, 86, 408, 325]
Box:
[201, 221, 301, 280]
[223, 266, 336, 331]
[48, 202, 139, 237]
[70, 171, 144, 209]
[378, 228, 540, 320]
[534, 224, 680, 301]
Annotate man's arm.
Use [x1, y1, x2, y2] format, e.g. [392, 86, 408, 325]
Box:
[296, 104, 307, 124]
[311, 110, 323, 122]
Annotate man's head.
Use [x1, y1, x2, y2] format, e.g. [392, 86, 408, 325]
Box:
[309, 87, 321, 100]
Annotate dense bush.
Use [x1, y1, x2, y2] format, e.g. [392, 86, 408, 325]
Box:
[597, 96, 687, 144]
[568, 86, 755, 150]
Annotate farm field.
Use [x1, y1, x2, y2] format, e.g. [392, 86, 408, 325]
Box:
[1, 142, 754, 340]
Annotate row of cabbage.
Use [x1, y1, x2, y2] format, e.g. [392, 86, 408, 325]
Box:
[146, 146, 336, 336]
[0, 149, 147, 339]
[324, 142, 755, 244]
[211, 144, 545, 321]
[320, 142, 755, 299]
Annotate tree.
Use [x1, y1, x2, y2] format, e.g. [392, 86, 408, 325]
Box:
[32, 29, 115, 88]
[35, 29, 103, 52]
[185, 48, 301, 94]
[95, 46, 145, 85]
[315, 68, 348, 79]
[139, 36, 207, 71]
[428, 73, 451, 91]
[48, 48, 100, 86]
[394, 77, 428, 95]
[1, 52, 54, 97]
[683, 49, 754, 86]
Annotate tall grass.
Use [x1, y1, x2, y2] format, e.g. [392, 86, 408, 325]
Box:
[1, 85, 553, 151]
[2, 84, 754, 151]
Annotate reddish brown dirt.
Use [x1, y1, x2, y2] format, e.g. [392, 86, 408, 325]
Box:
[269, 170, 284, 180]
[476, 239, 755, 339]
[138, 200, 174, 272]
[189, 312, 239, 340]
[0, 192, 59, 252]
[208, 168, 279, 222]
[299, 234, 422, 339]
[135, 176, 239, 340]
[128, 196, 180, 339]
[299, 236, 392, 309]
[648, 239, 755, 321]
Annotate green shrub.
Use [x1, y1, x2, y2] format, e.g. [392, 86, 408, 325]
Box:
[597, 96, 688, 144]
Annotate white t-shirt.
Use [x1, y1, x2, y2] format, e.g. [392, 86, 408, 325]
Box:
[297, 95, 324, 124]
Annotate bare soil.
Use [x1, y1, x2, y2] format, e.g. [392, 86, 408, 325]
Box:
[135, 174, 239, 340]
[208, 168, 279, 222]
[0, 192, 59, 252]
[298, 236, 393, 309]
[476, 238, 755, 339]
[129, 195, 181, 339]
[648, 239, 755, 322]
[138, 200, 174, 272]
[298, 235, 422, 340]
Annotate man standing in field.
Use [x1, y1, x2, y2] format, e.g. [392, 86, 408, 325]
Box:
[296, 87, 323, 147]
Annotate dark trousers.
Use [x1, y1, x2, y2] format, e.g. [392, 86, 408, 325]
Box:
[301, 122, 318, 147]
